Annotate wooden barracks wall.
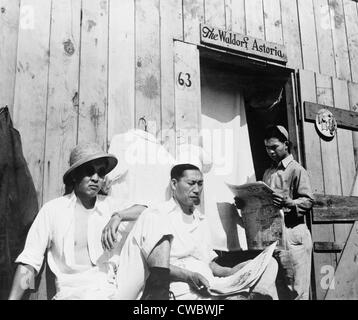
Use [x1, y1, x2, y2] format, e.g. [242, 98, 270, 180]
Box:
[1, 0, 358, 299]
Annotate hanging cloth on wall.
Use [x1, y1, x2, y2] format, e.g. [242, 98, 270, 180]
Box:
[0, 106, 39, 299]
[106, 129, 176, 208]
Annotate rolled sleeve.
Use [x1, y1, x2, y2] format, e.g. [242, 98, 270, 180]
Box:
[15, 205, 51, 274]
[131, 208, 173, 260]
[293, 168, 314, 216]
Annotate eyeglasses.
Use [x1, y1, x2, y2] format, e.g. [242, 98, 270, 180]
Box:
[81, 165, 107, 178]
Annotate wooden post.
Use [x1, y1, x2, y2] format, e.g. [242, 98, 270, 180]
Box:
[174, 40, 201, 149]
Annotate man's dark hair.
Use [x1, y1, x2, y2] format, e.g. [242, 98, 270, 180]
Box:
[170, 163, 201, 180]
[264, 125, 292, 152]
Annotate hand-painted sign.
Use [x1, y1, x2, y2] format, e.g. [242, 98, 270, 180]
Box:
[200, 24, 287, 64]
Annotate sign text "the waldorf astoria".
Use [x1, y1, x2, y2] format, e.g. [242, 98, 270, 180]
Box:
[200, 25, 287, 63]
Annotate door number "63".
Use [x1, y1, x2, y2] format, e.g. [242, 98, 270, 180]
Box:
[177, 72, 192, 88]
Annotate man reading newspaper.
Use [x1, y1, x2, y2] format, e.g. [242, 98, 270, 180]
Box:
[138, 163, 278, 300]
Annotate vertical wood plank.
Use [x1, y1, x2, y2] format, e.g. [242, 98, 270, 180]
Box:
[244, 0, 264, 39]
[174, 41, 201, 148]
[332, 78, 355, 261]
[107, 0, 135, 141]
[0, 0, 20, 115]
[204, 0, 225, 28]
[343, 0, 358, 83]
[297, 0, 320, 73]
[135, 0, 161, 137]
[280, 0, 303, 69]
[328, 0, 351, 81]
[314, 73, 339, 299]
[263, 0, 283, 44]
[313, 0, 336, 77]
[160, 0, 183, 157]
[78, 0, 108, 149]
[183, 0, 204, 44]
[299, 70, 324, 194]
[299, 70, 328, 300]
[332, 79, 355, 196]
[225, 0, 245, 34]
[348, 81, 358, 167]
[42, 0, 81, 204]
[285, 74, 301, 163]
[13, 0, 52, 207]
[316, 74, 342, 196]
[12, 0, 52, 300]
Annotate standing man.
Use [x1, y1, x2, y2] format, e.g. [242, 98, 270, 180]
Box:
[237, 125, 313, 300]
[9, 142, 172, 300]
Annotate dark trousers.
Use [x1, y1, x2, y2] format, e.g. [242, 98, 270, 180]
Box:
[0, 107, 38, 299]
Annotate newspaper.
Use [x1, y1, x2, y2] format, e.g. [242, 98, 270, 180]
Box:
[208, 241, 277, 296]
[226, 181, 285, 250]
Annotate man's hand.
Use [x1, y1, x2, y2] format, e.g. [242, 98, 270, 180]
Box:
[272, 192, 295, 209]
[187, 272, 210, 293]
[234, 196, 245, 209]
[101, 213, 122, 251]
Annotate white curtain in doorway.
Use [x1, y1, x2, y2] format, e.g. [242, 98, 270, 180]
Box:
[201, 78, 256, 251]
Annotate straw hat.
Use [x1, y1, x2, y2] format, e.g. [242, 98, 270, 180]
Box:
[63, 142, 118, 184]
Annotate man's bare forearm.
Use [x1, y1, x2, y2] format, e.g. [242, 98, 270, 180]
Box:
[112, 204, 147, 221]
[169, 264, 192, 283]
[8, 264, 36, 300]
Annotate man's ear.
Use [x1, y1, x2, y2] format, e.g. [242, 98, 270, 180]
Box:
[170, 178, 177, 191]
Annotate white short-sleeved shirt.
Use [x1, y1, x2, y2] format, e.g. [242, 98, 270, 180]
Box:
[145, 198, 217, 299]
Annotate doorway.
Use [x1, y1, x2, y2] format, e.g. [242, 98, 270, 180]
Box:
[199, 49, 294, 252]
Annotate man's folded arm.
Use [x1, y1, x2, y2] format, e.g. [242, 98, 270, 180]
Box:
[102, 204, 148, 250]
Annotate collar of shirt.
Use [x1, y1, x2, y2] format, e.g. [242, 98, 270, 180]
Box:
[162, 198, 204, 234]
[165, 197, 204, 219]
[272, 154, 294, 170]
[65, 192, 107, 216]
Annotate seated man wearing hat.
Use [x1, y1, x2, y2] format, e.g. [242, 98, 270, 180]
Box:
[8, 142, 172, 300]
[235, 125, 314, 300]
